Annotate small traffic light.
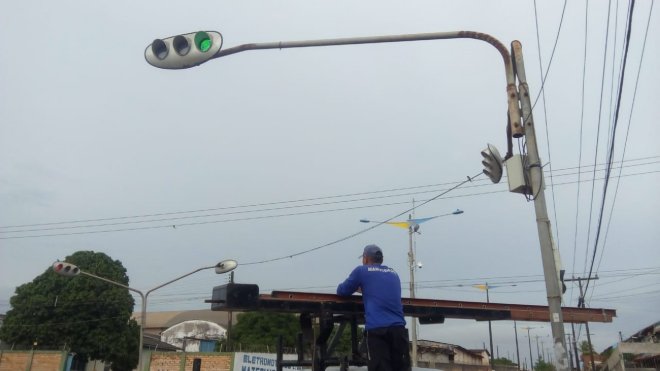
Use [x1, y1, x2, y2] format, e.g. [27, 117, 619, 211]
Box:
[145, 31, 223, 70]
[481, 143, 503, 183]
[52, 262, 80, 277]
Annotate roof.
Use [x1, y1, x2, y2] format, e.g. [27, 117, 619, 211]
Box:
[417, 340, 486, 359]
[132, 309, 238, 330]
[143, 333, 181, 352]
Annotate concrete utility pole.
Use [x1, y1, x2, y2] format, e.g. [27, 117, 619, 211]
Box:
[407, 217, 418, 367]
[564, 276, 599, 371]
[522, 327, 539, 371]
[515, 321, 522, 370]
[570, 323, 582, 371]
[486, 284, 495, 368]
[511, 41, 569, 371]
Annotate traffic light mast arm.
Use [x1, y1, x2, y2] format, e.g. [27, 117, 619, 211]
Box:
[212, 31, 522, 138]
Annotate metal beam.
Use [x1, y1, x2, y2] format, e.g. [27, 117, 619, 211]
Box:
[209, 286, 615, 323]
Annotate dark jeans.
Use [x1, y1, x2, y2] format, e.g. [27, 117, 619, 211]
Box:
[365, 326, 411, 371]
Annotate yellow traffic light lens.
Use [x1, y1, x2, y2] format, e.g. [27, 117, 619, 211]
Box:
[195, 32, 212, 52]
[173, 35, 190, 56]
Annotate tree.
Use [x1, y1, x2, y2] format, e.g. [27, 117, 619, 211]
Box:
[0, 251, 138, 370]
[493, 357, 517, 366]
[535, 358, 556, 371]
[228, 311, 364, 356]
[329, 324, 365, 356]
[230, 312, 300, 349]
[579, 340, 595, 355]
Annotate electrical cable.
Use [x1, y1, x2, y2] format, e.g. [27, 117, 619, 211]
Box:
[584, 0, 636, 296]
[571, 0, 590, 307]
[2, 155, 657, 231]
[533, 0, 562, 251]
[595, 0, 655, 278]
[239, 171, 484, 265]
[528, 0, 568, 113]
[583, 0, 614, 278]
[1, 168, 658, 240]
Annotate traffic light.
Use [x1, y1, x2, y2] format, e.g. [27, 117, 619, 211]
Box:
[480, 143, 503, 183]
[52, 262, 80, 277]
[210, 283, 259, 310]
[144, 31, 223, 70]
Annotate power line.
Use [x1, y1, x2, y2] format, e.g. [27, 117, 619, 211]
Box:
[1, 159, 656, 234]
[529, 0, 568, 112]
[533, 0, 563, 254]
[240, 171, 484, 265]
[595, 0, 655, 280]
[584, 0, 637, 295]
[2, 156, 658, 234]
[1, 168, 658, 240]
[571, 0, 590, 307]
[584, 0, 614, 278]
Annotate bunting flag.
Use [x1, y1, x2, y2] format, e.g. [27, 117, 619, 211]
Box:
[384, 216, 440, 229]
[472, 284, 499, 291]
[384, 221, 412, 229]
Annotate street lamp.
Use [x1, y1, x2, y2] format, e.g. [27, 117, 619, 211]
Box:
[52, 259, 237, 371]
[144, 28, 570, 371]
[471, 282, 519, 369]
[360, 208, 463, 367]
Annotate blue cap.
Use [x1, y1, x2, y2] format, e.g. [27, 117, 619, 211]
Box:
[360, 244, 383, 259]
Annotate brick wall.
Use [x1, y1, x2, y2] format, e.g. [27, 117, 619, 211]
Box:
[0, 351, 66, 371]
[148, 352, 232, 371]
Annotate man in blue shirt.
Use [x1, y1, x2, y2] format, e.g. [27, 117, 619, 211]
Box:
[337, 244, 411, 371]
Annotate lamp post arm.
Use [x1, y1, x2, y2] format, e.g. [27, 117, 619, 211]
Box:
[79, 271, 146, 370]
[214, 30, 522, 138]
[145, 265, 215, 298]
[79, 271, 144, 298]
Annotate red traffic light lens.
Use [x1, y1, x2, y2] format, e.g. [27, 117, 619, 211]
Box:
[54, 263, 64, 271]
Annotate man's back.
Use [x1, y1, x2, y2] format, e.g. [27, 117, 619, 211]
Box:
[337, 264, 405, 330]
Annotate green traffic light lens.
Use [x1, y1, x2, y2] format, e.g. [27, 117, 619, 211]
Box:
[195, 32, 212, 52]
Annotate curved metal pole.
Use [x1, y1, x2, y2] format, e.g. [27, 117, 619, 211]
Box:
[80, 265, 217, 370]
[213, 31, 523, 138]
[80, 271, 146, 371]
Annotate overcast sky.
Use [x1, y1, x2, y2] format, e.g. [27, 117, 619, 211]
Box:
[1, 0, 659, 364]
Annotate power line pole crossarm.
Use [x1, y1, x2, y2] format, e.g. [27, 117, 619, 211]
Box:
[511, 40, 569, 371]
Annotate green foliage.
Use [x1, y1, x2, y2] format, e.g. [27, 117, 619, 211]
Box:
[330, 325, 364, 356]
[228, 311, 364, 356]
[579, 340, 595, 355]
[0, 251, 138, 370]
[231, 312, 300, 348]
[534, 358, 556, 371]
[493, 357, 516, 366]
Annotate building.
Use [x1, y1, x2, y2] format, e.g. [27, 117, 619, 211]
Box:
[416, 340, 491, 371]
[600, 321, 660, 371]
[132, 309, 236, 352]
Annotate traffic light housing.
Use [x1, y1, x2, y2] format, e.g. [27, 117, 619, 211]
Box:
[210, 283, 259, 310]
[145, 31, 223, 70]
[52, 262, 80, 277]
[481, 143, 503, 183]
